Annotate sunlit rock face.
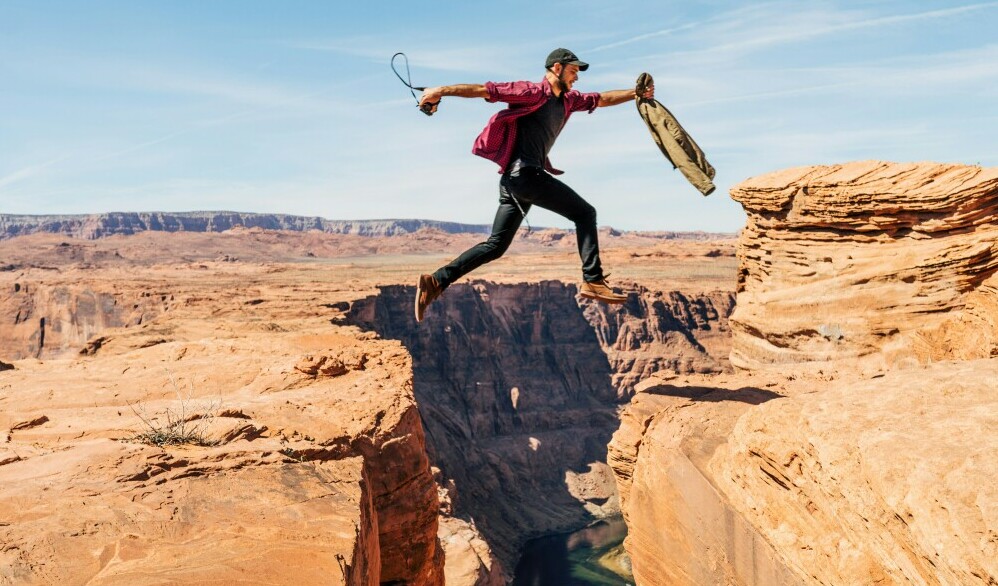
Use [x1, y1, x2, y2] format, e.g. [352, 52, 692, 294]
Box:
[610, 362, 998, 586]
[0, 270, 444, 586]
[608, 161, 998, 586]
[729, 161, 998, 371]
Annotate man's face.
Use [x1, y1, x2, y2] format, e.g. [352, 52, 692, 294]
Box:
[554, 63, 580, 91]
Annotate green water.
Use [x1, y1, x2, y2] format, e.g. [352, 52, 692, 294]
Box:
[512, 518, 633, 586]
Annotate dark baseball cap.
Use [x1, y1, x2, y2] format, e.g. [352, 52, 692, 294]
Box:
[545, 48, 589, 71]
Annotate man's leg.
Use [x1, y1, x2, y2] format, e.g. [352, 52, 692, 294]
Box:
[505, 167, 602, 281]
[416, 181, 528, 321]
[505, 167, 627, 304]
[432, 182, 528, 288]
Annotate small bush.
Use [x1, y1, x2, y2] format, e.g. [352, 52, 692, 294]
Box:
[128, 372, 220, 447]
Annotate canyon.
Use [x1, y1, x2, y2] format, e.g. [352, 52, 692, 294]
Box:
[1, 160, 995, 585]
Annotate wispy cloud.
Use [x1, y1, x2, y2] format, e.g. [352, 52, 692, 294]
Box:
[585, 3, 768, 53]
[599, 2, 998, 66]
[703, 2, 997, 56]
[588, 22, 702, 53]
[675, 81, 857, 108]
[0, 158, 64, 192]
[737, 43, 998, 100]
[3, 49, 345, 112]
[291, 38, 532, 76]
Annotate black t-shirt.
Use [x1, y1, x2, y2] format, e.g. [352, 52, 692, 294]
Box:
[511, 94, 565, 169]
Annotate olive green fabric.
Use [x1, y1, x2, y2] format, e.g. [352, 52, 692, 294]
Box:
[636, 72, 716, 196]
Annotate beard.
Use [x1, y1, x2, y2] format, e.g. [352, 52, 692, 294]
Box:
[555, 71, 571, 93]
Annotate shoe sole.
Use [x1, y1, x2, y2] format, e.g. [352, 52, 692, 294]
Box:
[578, 291, 628, 305]
[415, 277, 426, 322]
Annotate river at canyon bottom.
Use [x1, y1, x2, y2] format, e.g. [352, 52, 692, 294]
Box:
[511, 517, 633, 585]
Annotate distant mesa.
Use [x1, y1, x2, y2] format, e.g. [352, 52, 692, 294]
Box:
[0, 211, 735, 241]
[0, 212, 495, 240]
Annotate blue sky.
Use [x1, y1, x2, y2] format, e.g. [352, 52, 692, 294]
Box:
[1, 1, 995, 231]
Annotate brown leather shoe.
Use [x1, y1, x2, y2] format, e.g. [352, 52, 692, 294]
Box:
[415, 274, 443, 322]
[579, 277, 628, 304]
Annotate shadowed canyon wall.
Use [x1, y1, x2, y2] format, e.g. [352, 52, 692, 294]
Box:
[344, 280, 734, 573]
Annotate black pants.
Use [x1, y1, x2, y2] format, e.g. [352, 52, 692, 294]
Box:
[433, 165, 603, 288]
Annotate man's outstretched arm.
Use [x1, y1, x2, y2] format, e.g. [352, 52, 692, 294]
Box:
[598, 82, 655, 107]
[419, 85, 488, 114]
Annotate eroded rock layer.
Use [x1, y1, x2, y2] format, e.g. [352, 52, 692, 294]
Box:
[711, 361, 998, 585]
[1, 280, 171, 360]
[730, 161, 998, 370]
[0, 267, 443, 585]
[610, 364, 998, 586]
[609, 161, 998, 585]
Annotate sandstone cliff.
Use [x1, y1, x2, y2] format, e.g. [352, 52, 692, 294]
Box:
[1, 278, 171, 360]
[610, 363, 997, 586]
[0, 267, 444, 585]
[610, 160, 998, 585]
[729, 161, 998, 370]
[711, 361, 997, 585]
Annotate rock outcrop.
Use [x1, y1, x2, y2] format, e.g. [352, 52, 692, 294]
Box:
[711, 361, 998, 585]
[0, 269, 443, 585]
[730, 161, 998, 370]
[0, 212, 736, 242]
[610, 161, 998, 585]
[0, 277, 171, 360]
[610, 364, 998, 585]
[608, 373, 802, 586]
[344, 280, 733, 573]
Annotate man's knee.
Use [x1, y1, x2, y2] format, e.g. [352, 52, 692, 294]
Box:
[575, 203, 597, 225]
[481, 235, 512, 260]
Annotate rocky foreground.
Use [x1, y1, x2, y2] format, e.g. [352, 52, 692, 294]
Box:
[0, 230, 735, 584]
[0, 265, 442, 584]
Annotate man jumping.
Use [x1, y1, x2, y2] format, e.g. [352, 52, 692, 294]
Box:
[415, 48, 654, 322]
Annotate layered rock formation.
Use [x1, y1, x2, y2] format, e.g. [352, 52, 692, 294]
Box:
[711, 361, 998, 585]
[344, 281, 733, 574]
[611, 363, 998, 586]
[1, 278, 171, 359]
[0, 268, 443, 585]
[610, 161, 998, 585]
[730, 161, 998, 370]
[609, 373, 803, 586]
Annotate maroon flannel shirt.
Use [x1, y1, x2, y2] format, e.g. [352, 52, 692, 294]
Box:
[472, 78, 601, 175]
